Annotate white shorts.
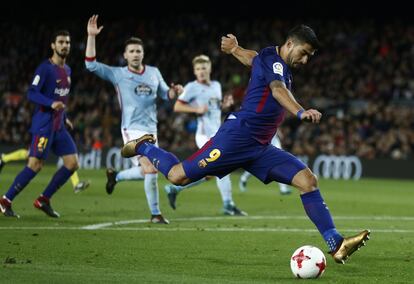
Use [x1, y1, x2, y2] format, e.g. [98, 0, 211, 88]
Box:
[271, 134, 282, 149]
[121, 129, 158, 166]
[195, 133, 211, 149]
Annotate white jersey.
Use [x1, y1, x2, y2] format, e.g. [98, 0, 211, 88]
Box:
[178, 80, 222, 138]
[85, 60, 169, 132]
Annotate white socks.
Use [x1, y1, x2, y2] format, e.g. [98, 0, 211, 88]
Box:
[116, 166, 144, 182]
[240, 171, 251, 182]
[144, 173, 160, 215]
[216, 175, 233, 205]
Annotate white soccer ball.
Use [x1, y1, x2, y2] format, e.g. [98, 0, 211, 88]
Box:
[290, 245, 326, 279]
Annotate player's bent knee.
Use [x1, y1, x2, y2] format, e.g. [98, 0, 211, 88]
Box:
[27, 159, 43, 172]
[167, 164, 189, 186]
[292, 169, 319, 193]
[64, 161, 79, 171]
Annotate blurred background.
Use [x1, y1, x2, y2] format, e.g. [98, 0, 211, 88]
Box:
[1, 1, 413, 179]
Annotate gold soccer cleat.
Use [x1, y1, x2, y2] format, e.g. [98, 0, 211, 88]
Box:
[121, 134, 156, 158]
[331, 229, 370, 264]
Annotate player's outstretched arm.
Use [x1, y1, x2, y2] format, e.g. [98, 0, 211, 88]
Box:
[173, 100, 208, 115]
[221, 34, 258, 67]
[270, 80, 321, 123]
[86, 14, 104, 59]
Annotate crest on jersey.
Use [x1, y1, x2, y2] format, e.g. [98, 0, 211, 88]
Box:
[32, 75, 40, 86]
[273, 62, 284, 76]
[134, 84, 152, 96]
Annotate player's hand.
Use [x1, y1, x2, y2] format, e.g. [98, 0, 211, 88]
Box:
[222, 94, 234, 108]
[173, 84, 184, 95]
[65, 118, 74, 130]
[87, 15, 104, 36]
[168, 83, 184, 100]
[221, 34, 238, 54]
[51, 101, 65, 110]
[196, 105, 208, 115]
[300, 109, 322, 123]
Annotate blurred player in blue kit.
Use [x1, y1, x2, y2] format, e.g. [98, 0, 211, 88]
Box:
[164, 54, 247, 215]
[85, 15, 183, 224]
[122, 25, 370, 263]
[0, 31, 81, 218]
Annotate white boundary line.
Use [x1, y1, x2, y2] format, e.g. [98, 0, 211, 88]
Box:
[82, 215, 414, 230]
[0, 226, 413, 233]
[0, 215, 413, 233]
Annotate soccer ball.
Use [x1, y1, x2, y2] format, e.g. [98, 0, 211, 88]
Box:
[290, 245, 326, 279]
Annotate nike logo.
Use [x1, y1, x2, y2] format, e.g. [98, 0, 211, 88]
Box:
[56, 79, 62, 83]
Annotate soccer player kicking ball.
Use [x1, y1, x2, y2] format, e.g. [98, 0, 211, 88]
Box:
[121, 25, 370, 263]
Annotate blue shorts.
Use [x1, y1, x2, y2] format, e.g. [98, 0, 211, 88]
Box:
[182, 118, 306, 185]
[29, 128, 77, 160]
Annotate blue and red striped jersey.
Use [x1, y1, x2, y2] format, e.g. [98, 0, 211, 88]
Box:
[28, 59, 71, 133]
[235, 46, 292, 144]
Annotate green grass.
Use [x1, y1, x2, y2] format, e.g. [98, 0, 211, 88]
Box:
[1, 164, 413, 283]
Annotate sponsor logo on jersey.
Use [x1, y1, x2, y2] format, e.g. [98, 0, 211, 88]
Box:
[54, 88, 70, 96]
[134, 84, 152, 96]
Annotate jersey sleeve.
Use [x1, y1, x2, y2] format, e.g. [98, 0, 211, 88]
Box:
[155, 68, 170, 100]
[217, 82, 223, 101]
[27, 64, 54, 107]
[177, 83, 195, 104]
[261, 54, 286, 86]
[85, 59, 118, 84]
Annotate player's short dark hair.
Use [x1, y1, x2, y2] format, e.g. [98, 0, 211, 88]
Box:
[287, 25, 321, 50]
[124, 37, 144, 50]
[51, 30, 70, 43]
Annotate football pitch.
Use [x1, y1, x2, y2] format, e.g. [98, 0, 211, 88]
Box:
[1, 164, 413, 283]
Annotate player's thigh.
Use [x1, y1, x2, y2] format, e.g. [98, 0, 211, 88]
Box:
[182, 133, 252, 182]
[122, 129, 157, 167]
[28, 132, 54, 160]
[52, 129, 77, 157]
[244, 145, 306, 185]
[138, 156, 157, 174]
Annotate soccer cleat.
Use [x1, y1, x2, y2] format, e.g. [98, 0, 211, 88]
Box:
[231, 205, 248, 216]
[223, 204, 248, 216]
[150, 214, 170, 224]
[0, 197, 19, 218]
[33, 196, 60, 218]
[239, 178, 247, 192]
[106, 168, 118, 195]
[164, 185, 178, 210]
[74, 180, 90, 193]
[330, 229, 370, 264]
[121, 134, 156, 158]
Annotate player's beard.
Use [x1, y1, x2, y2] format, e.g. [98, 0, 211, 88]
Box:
[130, 60, 142, 69]
[56, 49, 69, 59]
